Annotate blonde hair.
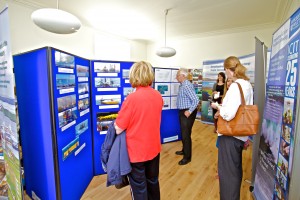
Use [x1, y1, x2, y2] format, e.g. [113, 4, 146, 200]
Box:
[224, 56, 250, 81]
[129, 61, 154, 87]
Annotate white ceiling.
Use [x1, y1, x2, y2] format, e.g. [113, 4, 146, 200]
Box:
[17, 0, 293, 43]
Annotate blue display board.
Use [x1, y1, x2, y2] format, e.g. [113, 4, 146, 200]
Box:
[14, 47, 94, 200]
[153, 68, 181, 143]
[90, 60, 133, 175]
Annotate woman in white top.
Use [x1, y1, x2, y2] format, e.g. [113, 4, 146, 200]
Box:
[211, 56, 253, 200]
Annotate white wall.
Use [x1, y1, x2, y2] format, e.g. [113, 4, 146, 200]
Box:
[1, 1, 147, 61]
[147, 1, 300, 68]
[1, 0, 299, 66]
[147, 26, 276, 68]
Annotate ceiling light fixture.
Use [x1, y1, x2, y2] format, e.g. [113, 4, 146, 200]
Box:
[156, 9, 176, 57]
[31, 0, 81, 34]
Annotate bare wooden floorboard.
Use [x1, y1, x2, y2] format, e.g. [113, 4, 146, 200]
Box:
[81, 121, 254, 200]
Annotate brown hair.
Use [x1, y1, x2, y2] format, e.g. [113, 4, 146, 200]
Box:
[129, 61, 154, 88]
[216, 72, 226, 83]
[223, 56, 249, 81]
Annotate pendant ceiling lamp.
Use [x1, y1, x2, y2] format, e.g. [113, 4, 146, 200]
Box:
[156, 9, 176, 57]
[31, 0, 81, 34]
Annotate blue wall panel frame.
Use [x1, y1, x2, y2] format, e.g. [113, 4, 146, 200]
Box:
[14, 47, 57, 200]
[14, 47, 94, 200]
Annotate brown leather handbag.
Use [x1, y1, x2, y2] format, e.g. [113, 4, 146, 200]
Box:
[217, 82, 259, 136]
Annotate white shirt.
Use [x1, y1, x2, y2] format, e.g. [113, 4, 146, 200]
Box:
[218, 79, 253, 142]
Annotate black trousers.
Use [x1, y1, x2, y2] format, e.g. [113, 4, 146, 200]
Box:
[218, 136, 245, 200]
[128, 154, 160, 200]
[179, 109, 197, 160]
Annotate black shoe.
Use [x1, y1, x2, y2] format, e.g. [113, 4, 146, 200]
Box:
[178, 159, 191, 165]
[175, 151, 184, 155]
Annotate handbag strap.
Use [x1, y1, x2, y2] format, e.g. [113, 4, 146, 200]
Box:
[235, 82, 246, 106]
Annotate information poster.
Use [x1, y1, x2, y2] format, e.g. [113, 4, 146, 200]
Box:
[0, 7, 22, 200]
[189, 69, 202, 120]
[201, 59, 224, 123]
[201, 55, 255, 124]
[253, 8, 300, 200]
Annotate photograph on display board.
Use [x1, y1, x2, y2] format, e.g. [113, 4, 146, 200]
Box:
[96, 112, 118, 134]
[279, 138, 290, 161]
[155, 68, 171, 82]
[277, 153, 288, 178]
[123, 87, 135, 98]
[274, 182, 285, 200]
[281, 125, 291, 144]
[76, 65, 89, 77]
[62, 137, 79, 161]
[57, 95, 76, 112]
[95, 95, 121, 106]
[170, 96, 177, 109]
[94, 62, 120, 73]
[78, 83, 89, 95]
[78, 98, 89, 111]
[170, 83, 180, 96]
[0, 160, 8, 196]
[58, 107, 77, 128]
[56, 74, 75, 90]
[95, 77, 120, 88]
[171, 69, 179, 82]
[122, 69, 129, 79]
[276, 168, 287, 191]
[55, 51, 75, 69]
[0, 128, 3, 158]
[155, 83, 170, 96]
[75, 119, 89, 136]
[162, 97, 170, 110]
[282, 97, 294, 124]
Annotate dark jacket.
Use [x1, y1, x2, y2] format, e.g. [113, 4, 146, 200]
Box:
[101, 120, 131, 187]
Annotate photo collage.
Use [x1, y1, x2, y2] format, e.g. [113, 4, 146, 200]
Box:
[93, 62, 132, 135]
[154, 68, 179, 110]
[54, 51, 90, 161]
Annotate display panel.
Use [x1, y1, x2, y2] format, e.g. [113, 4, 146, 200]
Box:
[14, 47, 94, 200]
[91, 61, 133, 175]
[154, 68, 181, 143]
[51, 49, 94, 200]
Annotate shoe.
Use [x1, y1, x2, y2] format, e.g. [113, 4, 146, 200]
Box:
[178, 158, 191, 165]
[175, 151, 184, 155]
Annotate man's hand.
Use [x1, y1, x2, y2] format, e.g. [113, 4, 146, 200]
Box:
[184, 110, 191, 118]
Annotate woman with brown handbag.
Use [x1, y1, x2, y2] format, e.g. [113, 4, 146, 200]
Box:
[211, 56, 253, 200]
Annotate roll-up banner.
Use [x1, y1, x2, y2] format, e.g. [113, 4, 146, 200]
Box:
[201, 54, 255, 124]
[253, 8, 300, 200]
[0, 6, 22, 200]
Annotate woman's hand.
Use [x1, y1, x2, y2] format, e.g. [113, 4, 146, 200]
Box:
[214, 111, 220, 119]
[211, 102, 219, 109]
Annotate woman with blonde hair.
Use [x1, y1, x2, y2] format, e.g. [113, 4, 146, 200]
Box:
[115, 61, 163, 200]
[211, 56, 253, 200]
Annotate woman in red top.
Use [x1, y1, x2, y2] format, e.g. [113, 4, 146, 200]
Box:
[115, 61, 163, 200]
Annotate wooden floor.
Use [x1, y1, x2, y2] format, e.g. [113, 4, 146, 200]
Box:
[81, 121, 254, 200]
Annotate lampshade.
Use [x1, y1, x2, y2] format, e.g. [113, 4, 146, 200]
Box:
[156, 9, 176, 58]
[31, 8, 81, 34]
[156, 47, 176, 57]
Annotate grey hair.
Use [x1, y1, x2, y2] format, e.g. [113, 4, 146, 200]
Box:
[179, 68, 188, 77]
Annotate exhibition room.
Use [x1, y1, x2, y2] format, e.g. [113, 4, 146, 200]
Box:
[0, 0, 300, 199]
